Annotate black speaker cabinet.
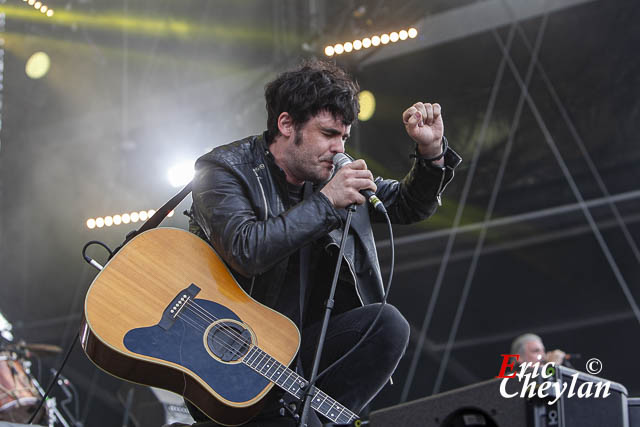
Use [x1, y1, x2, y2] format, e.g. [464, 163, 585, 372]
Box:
[628, 397, 640, 427]
[369, 378, 529, 427]
[551, 366, 628, 427]
[371, 367, 630, 427]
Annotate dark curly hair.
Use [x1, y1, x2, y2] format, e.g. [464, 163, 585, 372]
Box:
[264, 59, 360, 144]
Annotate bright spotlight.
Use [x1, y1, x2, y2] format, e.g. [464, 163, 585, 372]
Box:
[46, 9, 54, 16]
[25, 52, 50, 79]
[408, 28, 418, 38]
[324, 45, 335, 56]
[95, 217, 105, 228]
[34, 1, 41, 8]
[168, 161, 194, 188]
[399, 30, 408, 40]
[40, 5, 47, 12]
[344, 42, 353, 52]
[334, 44, 344, 54]
[371, 36, 381, 46]
[122, 213, 131, 224]
[390, 32, 399, 42]
[362, 38, 372, 48]
[353, 40, 362, 50]
[86, 219, 96, 229]
[381, 34, 390, 44]
[130, 212, 140, 223]
[147, 209, 155, 217]
[104, 216, 113, 226]
[139, 211, 148, 221]
[113, 215, 122, 225]
[27, 0, 35, 4]
[168, 210, 175, 217]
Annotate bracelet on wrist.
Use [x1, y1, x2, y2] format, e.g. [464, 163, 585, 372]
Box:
[409, 136, 448, 163]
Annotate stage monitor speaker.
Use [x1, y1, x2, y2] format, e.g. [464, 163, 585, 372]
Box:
[553, 366, 628, 427]
[628, 397, 640, 426]
[369, 378, 528, 427]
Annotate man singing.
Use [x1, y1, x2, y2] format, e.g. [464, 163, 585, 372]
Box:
[188, 59, 461, 426]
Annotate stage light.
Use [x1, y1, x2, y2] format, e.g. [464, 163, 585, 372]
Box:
[25, 52, 50, 79]
[40, 5, 47, 13]
[46, 10, 54, 16]
[86, 207, 177, 230]
[27, 0, 35, 5]
[168, 161, 194, 188]
[34, 2, 41, 9]
[324, 28, 417, 56]
[358, 90, 376, 122]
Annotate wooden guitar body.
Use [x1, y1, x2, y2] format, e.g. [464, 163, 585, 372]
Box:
[80, 228, 301, 426]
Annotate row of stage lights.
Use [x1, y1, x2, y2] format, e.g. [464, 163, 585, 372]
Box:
[22, 0, 54, 17]
[86, 209, 175, 229]
[325, 27, 418, 56]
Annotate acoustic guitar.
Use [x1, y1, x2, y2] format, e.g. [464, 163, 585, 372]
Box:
[80, 227, 358, 426]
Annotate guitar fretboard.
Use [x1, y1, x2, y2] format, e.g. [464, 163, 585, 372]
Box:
[242, 346, 358, 425]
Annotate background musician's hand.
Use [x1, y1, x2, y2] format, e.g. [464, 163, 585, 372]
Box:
[545, 349, 566, 365]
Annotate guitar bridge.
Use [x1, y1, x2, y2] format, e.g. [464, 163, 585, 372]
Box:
[158, 284, 201, 331]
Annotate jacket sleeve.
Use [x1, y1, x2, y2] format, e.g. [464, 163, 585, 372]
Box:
[372, 141, 462, 224]
[192, 157, 342, 278]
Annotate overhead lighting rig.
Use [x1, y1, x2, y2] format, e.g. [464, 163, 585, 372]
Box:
[86, 209, 175, 230]
[22, 0, 54, 17]
[324, 27, 417, 57]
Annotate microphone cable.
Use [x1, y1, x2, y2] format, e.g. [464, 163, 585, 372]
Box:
[316, 209, 395, 381]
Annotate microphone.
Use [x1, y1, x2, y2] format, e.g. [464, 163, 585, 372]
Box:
[333, 153, 387, 214]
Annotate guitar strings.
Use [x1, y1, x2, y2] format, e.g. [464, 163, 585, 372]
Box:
[172, 302, 254, 360]
[182, 299, 253, 348]
[172, 307, 357, 423]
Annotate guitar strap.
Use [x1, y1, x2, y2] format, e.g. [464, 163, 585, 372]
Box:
[110, 181, 193, 259]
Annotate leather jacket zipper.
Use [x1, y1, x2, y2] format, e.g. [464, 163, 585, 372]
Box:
[252, 164, 268, 221]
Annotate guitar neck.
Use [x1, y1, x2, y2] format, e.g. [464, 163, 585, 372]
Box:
[242, 346, 358, 425]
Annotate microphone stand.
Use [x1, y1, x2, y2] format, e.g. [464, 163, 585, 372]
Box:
[298, 204, 356, 427]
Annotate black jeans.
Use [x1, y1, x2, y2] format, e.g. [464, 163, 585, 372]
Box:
[188, 303, 410, 426]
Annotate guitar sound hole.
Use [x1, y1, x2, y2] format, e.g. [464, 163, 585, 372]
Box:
[207, 321, 252, 362]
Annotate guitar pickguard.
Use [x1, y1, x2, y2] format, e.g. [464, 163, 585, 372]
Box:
[123, 299, 270, 404]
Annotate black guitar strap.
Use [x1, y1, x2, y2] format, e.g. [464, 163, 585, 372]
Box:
[109, 180, 193, 259]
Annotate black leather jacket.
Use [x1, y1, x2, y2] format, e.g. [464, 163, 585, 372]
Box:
[190, 133, 461, 313]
